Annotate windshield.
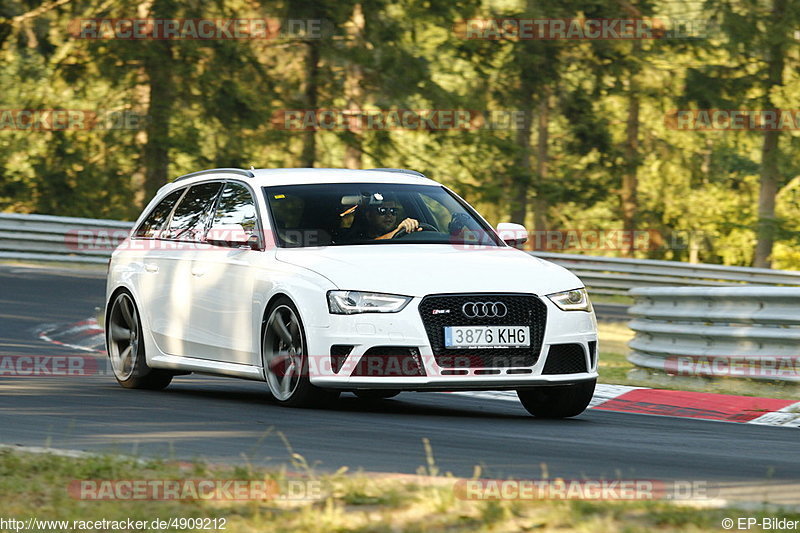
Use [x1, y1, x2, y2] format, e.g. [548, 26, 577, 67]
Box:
[264, 183, 503, 248]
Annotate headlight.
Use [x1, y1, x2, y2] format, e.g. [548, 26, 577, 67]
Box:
[327, 291, 412, 314]
[547, 288, 592, 312]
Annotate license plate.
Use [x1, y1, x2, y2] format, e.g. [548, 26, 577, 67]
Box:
[444, 326, 530, 349]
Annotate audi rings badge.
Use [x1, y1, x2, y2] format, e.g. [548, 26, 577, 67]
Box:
[461, 302, 508, 318]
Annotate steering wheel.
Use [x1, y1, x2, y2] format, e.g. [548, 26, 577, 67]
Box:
[392, 222, 438, 239]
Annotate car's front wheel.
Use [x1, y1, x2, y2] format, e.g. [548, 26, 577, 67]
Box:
[262, 297, 339, 408]
[106, 291, 173, 390]
[517, 379, 596, 418]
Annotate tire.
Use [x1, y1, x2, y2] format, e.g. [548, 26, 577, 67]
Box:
[517, 379, 596, 418]
[106, 290, 173, 390]
[262, 297, 339, 408]
[353, 390, 401, 400]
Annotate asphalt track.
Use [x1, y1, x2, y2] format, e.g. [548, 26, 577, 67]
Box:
[0, 264, 798, 493]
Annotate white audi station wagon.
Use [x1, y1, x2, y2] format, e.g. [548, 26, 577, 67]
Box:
[105, 168, 599, 417]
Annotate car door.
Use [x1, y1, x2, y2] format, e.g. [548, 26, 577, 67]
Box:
[130, 187, 186, 350]
[187, 181, 263, 364]
[147, 181, 223, 357]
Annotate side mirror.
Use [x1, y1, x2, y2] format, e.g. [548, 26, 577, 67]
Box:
[207, 224, 260, 250]
[496, 222, 528, 247]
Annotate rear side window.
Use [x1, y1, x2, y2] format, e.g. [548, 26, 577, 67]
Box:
[211, 182, 258, 235]
[135, 189, 185, 238]
[166, 182, 223, 241]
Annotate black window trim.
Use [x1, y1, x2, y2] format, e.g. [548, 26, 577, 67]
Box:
[132, 186, 188, 240]
[163, 181, 225, 243]
[203, 178, 265, 252]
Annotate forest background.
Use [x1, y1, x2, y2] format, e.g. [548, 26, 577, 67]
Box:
[1, 0, 799, 269]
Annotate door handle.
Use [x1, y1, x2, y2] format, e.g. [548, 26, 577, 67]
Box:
[191, 268, 205, 277]
[144, 263, 159, 273]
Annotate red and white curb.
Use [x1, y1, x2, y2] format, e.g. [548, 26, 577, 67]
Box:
[37, 318, 106, 354]
[35, 318, 800, 428]
[453, 386, 800, 427]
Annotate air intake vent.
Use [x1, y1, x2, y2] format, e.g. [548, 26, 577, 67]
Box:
[542, 344, 588, 374]
[351, 347, 426, 377]
[330, 345, 354, 374]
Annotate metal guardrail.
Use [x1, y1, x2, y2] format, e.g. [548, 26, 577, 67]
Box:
[1, 213, 800, 294]
[0, 213, 132, 264]
[531, 252, 800, 295]
[627, 287, 800, 382]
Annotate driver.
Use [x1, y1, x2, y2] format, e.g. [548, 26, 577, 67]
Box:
[364, 200, 421, 240]
[344, 193, 422, 240]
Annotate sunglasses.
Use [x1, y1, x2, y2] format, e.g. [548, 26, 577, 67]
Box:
[375, 206, 399, 215]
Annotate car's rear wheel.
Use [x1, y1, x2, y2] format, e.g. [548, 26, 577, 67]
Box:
[106, 291, 172, 390]
[262, 297, 339, 408]
[517, 379, 596, 418]
[353, 390, 401, 400]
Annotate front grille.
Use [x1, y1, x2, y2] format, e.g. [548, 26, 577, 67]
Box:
[351, 347, 426, 377]
[418, 293, 547, 368]
[542, 344, 588, 374]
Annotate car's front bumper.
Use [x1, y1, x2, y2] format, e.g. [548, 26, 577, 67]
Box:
[305, 294, 598, 390]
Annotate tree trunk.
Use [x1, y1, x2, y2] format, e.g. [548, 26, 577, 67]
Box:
[755, 130, 781, 268]
[130, 0, 153, 210]
[300, 41, 320, 167]
[510, 106, 533, 226]
[532, 89, 550, 234]
[131, 77, 149, 210]
[754, 0, 787, 268]
[343, 3, 364, 169]
[621, 73, 640, 257]
[141, 0, 174, 200]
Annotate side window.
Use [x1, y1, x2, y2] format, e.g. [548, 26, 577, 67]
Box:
[166, 182, 223, 241]
[135, 189, 185, 238]
[211, 182, 258, 235]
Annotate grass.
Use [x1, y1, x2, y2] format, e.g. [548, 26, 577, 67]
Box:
[597, 321, 800, 400]
[1, 447, 797, 532]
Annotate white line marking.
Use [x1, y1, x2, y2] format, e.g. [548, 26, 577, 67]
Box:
[449, 384, 639, 407]
[748, 402, 800, 428]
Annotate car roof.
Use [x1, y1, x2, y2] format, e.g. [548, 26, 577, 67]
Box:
[158, 168, 439, 196]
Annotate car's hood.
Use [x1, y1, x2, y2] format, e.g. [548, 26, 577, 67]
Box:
[275, 244, 583, 297]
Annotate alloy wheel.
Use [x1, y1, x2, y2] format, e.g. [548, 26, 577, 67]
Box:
[263, 305, 304, 401]
[107, 292, 140, 381]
